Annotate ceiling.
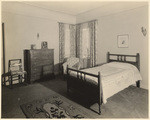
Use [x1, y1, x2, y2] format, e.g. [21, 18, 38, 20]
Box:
[21, 1, 147, 16]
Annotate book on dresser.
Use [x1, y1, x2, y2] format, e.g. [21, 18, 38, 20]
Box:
[24, 49, 55, 83]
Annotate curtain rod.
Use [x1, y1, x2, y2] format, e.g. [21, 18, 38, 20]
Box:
[76, 19, 98, 25]
[58, 19, 98, 25]
[58, 22, 75, 25]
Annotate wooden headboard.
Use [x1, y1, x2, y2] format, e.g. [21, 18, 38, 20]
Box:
[107, 52, 140, 70]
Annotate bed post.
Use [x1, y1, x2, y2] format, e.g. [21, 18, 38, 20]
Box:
[67, 65, 69, 93]
[136, 53, 140, 88]
[136, 81, 140, 88]
[98, 72, 101, 115]
[107, 52, 110, 63]
[136, 53, 140, 71]
[67, 65, 69, 74]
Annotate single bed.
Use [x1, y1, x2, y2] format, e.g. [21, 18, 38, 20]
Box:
[66, 52, 142, 115]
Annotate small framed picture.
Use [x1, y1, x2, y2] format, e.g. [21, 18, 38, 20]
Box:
[117, 34, 129, 48]
[41, 41, 48, 49]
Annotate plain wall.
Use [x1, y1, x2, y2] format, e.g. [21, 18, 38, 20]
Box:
[2, 2, 76, 76]
[76, 5, 148, 89]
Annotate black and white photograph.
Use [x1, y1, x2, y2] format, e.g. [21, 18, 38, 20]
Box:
[41, 41, 48, 49]
[1, 0, 149, 119]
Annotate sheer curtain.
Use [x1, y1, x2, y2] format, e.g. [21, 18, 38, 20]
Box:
[88, 20, 97, 67]
[76, 20, 97, 68]
[64, 27, 70, 58]
[59, 23, 76, 72]
[59, 23, 65, 65]
[82, 28, 90, 58]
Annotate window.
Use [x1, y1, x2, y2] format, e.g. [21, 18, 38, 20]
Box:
[64, 29, 70, 57]
[81, 28, 90, 58]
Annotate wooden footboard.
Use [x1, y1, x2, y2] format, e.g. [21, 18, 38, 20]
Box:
[66, 65, 102, 115]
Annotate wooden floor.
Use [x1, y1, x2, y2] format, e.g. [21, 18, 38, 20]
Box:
[2, 76, 148, 118]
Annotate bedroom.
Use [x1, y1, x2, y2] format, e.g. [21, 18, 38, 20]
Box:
[1, 1, 148, 118]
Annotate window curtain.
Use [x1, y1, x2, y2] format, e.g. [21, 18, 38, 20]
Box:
[76, 20, 97, 68]
[59, 20, 97, 71]
[88, 20, 97, 67]
[69, 24, 76, 57]
[76, 24, 82, 59]
[59, 23, 76, 72]
[59, 23, 65, 64]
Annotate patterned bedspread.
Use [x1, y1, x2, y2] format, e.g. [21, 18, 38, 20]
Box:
[68, 62, 142, 104]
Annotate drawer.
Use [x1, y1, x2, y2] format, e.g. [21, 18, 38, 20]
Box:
[30, 75, 41, 81]
[31, 66, 42, 74]
[42, 52, 53, 59]
[31, 72, 41, 78]
[43, 64, 53, 75]
[30, 51, 42, 57]
[31, 62, 39, 67]
[31, 61, 43, 67]
[43, 65, 54, 74]
[31, 60, 53, 67]
[43, 64, 53, 71]
[30, 50, 53, 58]
[42, 60, 53, 65]
[31, 65, 54, 74]
[30, 54, 51, 60]
[31, 57, 42, 61]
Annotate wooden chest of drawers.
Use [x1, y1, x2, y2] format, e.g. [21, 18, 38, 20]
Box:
[24, 49, 54, 83]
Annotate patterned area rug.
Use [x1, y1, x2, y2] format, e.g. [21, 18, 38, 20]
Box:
[20, 96, 86, 118]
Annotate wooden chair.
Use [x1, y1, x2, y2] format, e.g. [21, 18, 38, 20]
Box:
[1, 72, 11, 86]
[8, 59, 27, 88]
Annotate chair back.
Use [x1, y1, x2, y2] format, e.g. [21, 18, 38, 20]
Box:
[66, 57, 79, 67]
[63, 57, 80, 74]
[8, 59, 22, 74]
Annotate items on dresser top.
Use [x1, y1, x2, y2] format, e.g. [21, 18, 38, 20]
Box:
[24, 49, 54, 83]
